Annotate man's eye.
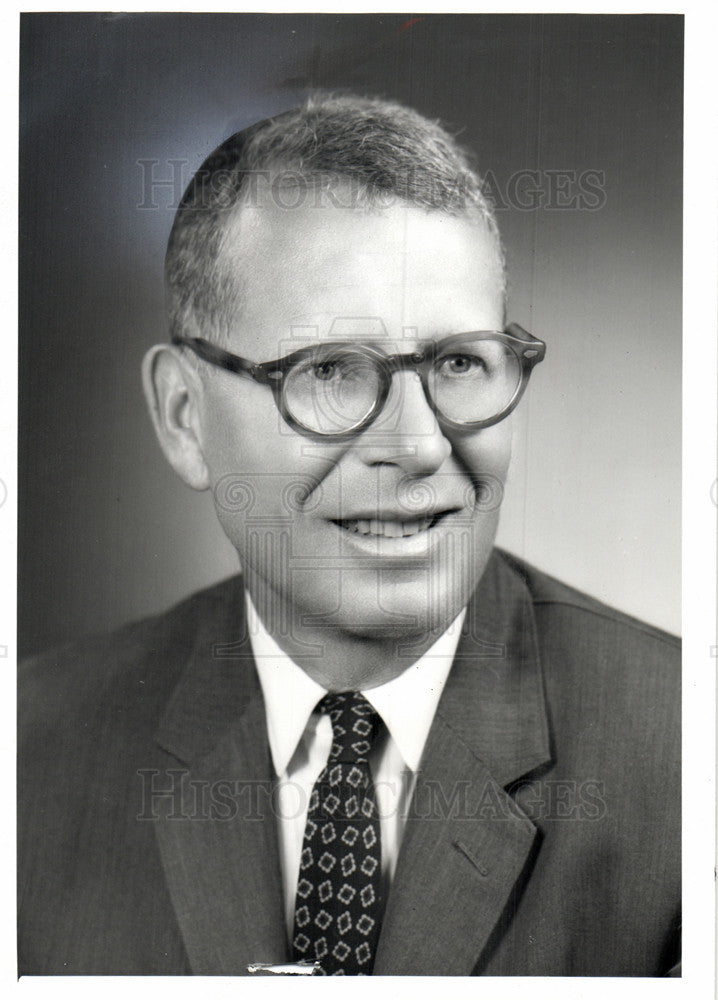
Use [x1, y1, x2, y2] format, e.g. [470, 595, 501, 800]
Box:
[310, 356, 365, 382]
[437, 354, 487, 376]
[312, 361, 338, 381]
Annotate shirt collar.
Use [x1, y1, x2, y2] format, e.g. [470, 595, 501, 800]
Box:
[247, 593, 465, 775]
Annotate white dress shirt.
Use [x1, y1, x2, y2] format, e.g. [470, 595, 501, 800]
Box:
[247, 595, 466, 937]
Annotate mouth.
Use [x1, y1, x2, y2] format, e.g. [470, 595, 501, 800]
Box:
[330, 511, 455, 538]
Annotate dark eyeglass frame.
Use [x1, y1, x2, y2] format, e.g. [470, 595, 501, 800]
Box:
[172, 322, 546, 441]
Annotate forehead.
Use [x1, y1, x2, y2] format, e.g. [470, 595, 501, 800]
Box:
[216, 196, 504, 354]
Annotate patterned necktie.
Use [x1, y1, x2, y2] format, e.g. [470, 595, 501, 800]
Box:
[292, 691, 383, 975]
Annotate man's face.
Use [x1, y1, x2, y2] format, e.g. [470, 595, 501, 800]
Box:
[195, 194, 510, 643]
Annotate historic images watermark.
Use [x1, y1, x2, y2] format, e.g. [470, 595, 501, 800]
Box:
[483, 168, 606, 211]
[136, 769, 607, 824]
[137, 160, 607, 213]
[213, 471, 504, 517]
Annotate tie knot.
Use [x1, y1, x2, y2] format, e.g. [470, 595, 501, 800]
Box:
[318, 692, 380, 765]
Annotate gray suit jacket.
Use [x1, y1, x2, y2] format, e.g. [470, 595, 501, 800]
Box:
[18, 549, 680, 975]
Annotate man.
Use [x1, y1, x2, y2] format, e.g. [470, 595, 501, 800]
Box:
[18, 95, 680, 976]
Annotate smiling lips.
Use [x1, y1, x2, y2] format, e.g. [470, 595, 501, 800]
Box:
[331, 510, 457, 538]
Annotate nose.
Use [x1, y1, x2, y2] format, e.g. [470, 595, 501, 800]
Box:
[355, 370, 451, 475]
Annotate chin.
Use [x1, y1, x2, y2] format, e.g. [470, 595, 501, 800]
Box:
[300, 568, 475, 643]
[244, 518, 498, 648]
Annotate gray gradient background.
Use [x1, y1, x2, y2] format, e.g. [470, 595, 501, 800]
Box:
[19, 13, 682, 656]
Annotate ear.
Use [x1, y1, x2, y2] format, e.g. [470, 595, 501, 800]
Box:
[141, 343, 211, 491]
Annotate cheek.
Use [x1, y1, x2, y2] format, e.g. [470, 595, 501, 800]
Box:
[201, 385, 278, 474]
[451, 421, 513, 488]
[201, 391, 345, 526]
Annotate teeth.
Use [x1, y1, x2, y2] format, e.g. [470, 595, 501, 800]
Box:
[337, 516, 435, 537]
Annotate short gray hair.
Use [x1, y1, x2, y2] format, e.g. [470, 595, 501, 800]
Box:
[165, 94, 505, 345]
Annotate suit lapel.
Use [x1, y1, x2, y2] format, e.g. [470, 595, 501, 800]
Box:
[374, 551, 551, 975]
[152, 585, 288, 974]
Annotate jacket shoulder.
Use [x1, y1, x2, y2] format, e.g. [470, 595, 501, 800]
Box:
[494, 548, 680, 759]
[19, 575, 246, 735]
[496, 548, 680, 650]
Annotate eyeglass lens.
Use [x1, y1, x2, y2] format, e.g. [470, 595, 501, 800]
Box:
[281, 339, 522, 434]
[429, 338, 521, 424]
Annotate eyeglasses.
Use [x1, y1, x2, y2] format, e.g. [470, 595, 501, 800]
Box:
[172, 323, 546, 440]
